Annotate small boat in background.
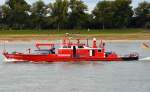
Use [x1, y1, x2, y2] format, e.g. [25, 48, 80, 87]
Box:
[3, 38, 139, 63]
[142, 42, 150, 49]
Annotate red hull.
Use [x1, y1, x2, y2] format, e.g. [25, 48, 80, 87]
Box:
[3, 53, 122, 62]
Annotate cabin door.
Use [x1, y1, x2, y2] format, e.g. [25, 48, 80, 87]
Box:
[73, 46, 76, 57]
[90, 50, 95, 56]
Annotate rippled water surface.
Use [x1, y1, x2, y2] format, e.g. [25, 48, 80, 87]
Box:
[0, 40, 150, 92]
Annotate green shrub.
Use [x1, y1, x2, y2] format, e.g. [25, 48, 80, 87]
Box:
[145, 22, 150, 29]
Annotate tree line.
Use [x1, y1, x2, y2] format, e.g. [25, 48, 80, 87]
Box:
[0, 0, 149, 30]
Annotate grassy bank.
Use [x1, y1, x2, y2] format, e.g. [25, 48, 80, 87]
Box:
[0, 28, 149, 40]
[0, 28, 148, 35]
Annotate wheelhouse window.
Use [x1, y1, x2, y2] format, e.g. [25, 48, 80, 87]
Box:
[98, 49, 101, 52]
[68, 46, 71, 48]
[35, 50, 54, 54]
[63, 46, 68, 48]
[63, 46, 71, 48]
[78, 45, 84, 48]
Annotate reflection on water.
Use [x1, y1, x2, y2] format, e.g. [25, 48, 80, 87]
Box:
[0, 40, 150, 92]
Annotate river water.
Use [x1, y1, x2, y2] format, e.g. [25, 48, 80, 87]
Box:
[0, 40, 150, 92]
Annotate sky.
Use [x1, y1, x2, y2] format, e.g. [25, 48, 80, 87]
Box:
[0, 0, 150, 12]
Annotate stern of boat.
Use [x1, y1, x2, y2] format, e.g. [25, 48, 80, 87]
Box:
[121, 53, 139, 61]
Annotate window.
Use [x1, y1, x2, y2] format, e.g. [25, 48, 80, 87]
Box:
[78, 46, 84, 48]
[68, 46, 71, 48]
[63, 46, 68, 48]
[35, 50, 51, 54]
[92, 50, 95, 56]
[98, 49, 101, 52]
[105, 54, 108, 57]
[63, 46, 72, 48]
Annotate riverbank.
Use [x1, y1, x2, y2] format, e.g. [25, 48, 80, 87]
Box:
[0, 33, 150, 41]
[0, 29, 149, 41]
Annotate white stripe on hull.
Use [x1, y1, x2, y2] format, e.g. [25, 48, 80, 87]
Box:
[4, 58, 24, 62]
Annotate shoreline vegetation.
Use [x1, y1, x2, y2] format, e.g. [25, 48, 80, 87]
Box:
[0, 29, 150, 41]
[0, 0, 149, 42]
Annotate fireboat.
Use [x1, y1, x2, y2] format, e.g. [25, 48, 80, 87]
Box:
[3, 38, 139, 62]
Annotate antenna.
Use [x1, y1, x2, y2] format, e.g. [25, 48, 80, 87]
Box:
[3, 40, 6, 53]
[86, 38, 89, 47]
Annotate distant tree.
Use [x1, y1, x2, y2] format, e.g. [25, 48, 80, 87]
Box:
[113, 0, 133, 28]
[0, 6, 3, 20]
[30, 0, 47, 29]
[0, 5, 9, 19]
[0, 6, 2, 17]
[0, 6, 3, 29]
[92, 0, 133, 29]
[92, 1, 114, 29]
[4, 0, 30, 29]
[134, 1, 150, 28]
[69, 0, 88, 29]
[0, 5, 10, 29]
[47, 0, 69, 30]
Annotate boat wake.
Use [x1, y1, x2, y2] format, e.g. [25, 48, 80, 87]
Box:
[140, 57, 150, 61]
